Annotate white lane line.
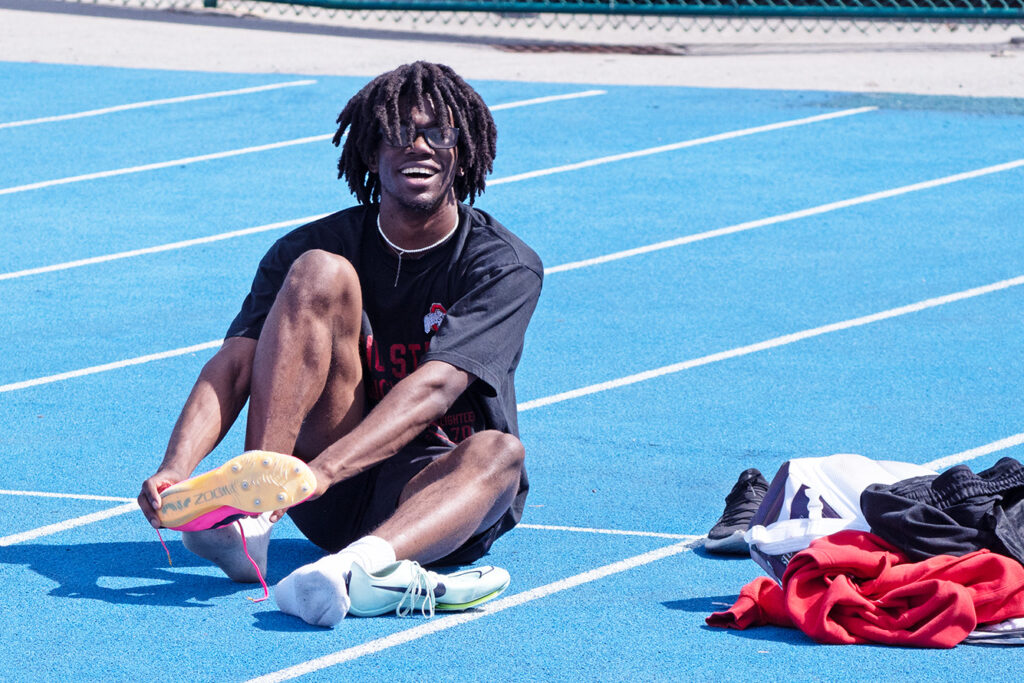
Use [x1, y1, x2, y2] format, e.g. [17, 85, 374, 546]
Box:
[0, 500, 686, 546]
[0, 80, 318, 130]
[519, 274, 1024, 412]
[0, 134, 335, 196]
[489, 106, 877, 186]
[0, 89, 605, 197]
[10, 434, 1020, 546]
[4, 274, 1023, 402]
[519, 523, 693, 539]
[0, 215, 328, 281]
[7, 278, 1021, 540]
[490, 89, 606, 111]
[547, 158, 1024, 275]
[0, 340, 223, 394]
[13, 429, 1024, 547]
[0, 105, 875, 281]
[247, 537, 701, 683]
[244, 434, 1024, 679]
[925, 432, 1024, 470]
[6, 437, 1020, 550]
[0, 502, 137, 547]
[9, 432, 1011, 548]
[4, 149, 1015, 286]
[0, 489, 133, 502]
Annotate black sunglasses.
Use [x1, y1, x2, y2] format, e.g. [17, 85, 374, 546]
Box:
[381, 126, 460, 150]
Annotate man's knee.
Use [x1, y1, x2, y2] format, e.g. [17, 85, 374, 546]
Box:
[279, 250, 360, 316]
[467, 430, 525, 484]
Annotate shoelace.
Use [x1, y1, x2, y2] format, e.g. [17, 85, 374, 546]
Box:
[154, 519, 269, 603]
[237, 520, 270, 603]
[396, 561, 436, 618]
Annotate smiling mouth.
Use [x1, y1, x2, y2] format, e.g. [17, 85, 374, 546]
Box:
[401, 166, 437, 180]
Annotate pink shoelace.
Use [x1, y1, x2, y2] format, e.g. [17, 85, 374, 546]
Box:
[156, 519, 269, 603]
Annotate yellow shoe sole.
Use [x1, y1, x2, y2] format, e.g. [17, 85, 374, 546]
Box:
[157, 450, 316, 531]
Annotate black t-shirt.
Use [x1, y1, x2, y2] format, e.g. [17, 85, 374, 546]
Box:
[226, 203, 543, 449]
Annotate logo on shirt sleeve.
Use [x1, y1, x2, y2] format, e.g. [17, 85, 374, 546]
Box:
[423, 303, 448, 333]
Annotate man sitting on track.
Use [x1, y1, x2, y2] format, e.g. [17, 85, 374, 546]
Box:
[137, 61, 543, 626]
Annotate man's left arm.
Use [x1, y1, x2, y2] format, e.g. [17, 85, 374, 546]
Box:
[296, 360, 473, 502]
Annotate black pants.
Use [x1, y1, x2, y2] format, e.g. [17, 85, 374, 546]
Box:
[286, 442, 517, 566]
[861, 457, 1024, 563]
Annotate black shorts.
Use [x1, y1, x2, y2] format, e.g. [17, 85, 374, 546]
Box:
[285, 441, 518, 566]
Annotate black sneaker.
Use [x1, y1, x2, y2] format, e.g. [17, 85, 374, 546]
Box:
[705, 468, 769, 555]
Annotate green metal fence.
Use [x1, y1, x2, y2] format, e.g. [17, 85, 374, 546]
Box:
[203, 0, 1024, 21]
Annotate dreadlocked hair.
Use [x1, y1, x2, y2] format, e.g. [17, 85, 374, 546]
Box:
[332, 61, 497, 206]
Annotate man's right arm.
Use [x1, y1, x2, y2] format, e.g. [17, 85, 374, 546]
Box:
[137, 336, 257, 528]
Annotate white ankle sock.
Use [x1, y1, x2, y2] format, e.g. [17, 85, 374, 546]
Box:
[339, 535, 397, 574]
[274, 535, 395, 627]
[181, 513, 272, 583]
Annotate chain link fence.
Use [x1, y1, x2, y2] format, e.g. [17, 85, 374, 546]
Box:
[56, 0, 1024, 33]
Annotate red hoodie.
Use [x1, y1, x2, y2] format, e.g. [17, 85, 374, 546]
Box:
[707, 530, 1024, 647]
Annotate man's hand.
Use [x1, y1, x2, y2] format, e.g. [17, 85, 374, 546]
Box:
[138, 468, 189, 529]
[268, 462, 332, 524]
[139, 337, 257, 528]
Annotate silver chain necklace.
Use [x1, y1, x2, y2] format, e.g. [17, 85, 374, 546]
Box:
[377, 212, 459, 287]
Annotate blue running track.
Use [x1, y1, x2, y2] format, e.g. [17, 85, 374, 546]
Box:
[1, 59, 1023, 681]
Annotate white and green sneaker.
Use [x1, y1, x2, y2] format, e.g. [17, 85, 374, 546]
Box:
[347, 560, 510, 618]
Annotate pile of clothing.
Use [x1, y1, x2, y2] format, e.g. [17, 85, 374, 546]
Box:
[704, 454, 1024, 647]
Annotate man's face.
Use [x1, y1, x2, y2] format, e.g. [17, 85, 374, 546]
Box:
[370, 99, 459, 216]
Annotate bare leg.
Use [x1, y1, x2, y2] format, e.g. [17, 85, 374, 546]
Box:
[245, 249, 365, 458]
[185, 250, 364, 581]
[375, 430, 525, 564]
